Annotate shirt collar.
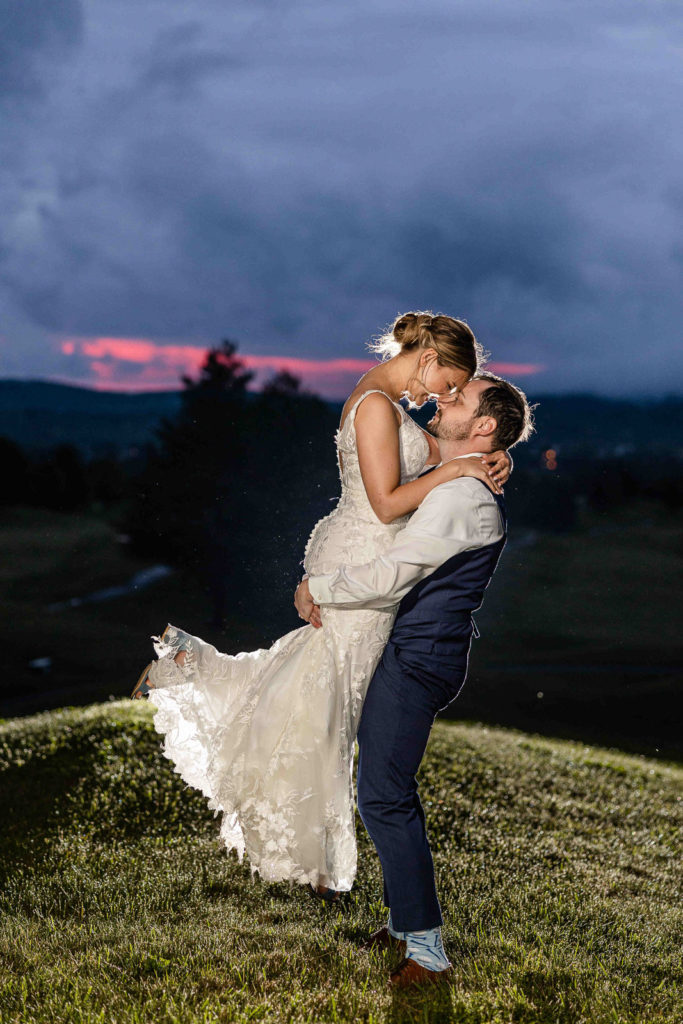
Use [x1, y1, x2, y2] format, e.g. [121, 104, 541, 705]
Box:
[435, 451, 486, 468]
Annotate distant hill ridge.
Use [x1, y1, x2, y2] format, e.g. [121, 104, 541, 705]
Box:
[0, 379, 184, 415]
[1, 378, 681, 457]
[0, 379, 185, 457]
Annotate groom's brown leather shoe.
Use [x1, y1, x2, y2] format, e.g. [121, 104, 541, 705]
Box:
[389, 956, 454, 989]
[360, 926, 407, 957]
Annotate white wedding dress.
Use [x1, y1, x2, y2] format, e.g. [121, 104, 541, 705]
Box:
[145, 389, 430, 890]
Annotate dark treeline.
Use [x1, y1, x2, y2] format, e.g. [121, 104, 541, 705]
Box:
[118, 341, 340, 627]
[1, 437, 130, 511]
[493, 453, 683, 533]
[3, 342, 683, 631]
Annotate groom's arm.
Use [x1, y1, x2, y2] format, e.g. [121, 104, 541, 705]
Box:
[307, 478, 504, 611]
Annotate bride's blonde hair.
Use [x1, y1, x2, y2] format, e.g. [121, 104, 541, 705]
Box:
[368, 310, 486, 379]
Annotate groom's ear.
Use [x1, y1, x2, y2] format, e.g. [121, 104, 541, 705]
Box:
[474, 415, 497, 439]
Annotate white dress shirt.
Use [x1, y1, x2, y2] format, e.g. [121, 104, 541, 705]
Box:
[307, 457, 505, 611]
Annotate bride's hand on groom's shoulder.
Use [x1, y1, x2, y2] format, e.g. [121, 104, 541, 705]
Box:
[440, 455, 504, 495]
[482, 450, 512, 487]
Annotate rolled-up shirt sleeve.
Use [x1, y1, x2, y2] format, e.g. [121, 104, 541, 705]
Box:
[307, 478, 504, 610]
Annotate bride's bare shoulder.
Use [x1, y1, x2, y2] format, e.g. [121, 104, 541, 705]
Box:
[340, 387, 401, 432]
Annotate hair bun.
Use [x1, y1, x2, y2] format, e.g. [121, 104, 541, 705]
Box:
[367, 310, 483, 378]
[393, 311, 434, 349]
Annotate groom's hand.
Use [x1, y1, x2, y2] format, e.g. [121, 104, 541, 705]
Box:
[294, 579, 322, 628]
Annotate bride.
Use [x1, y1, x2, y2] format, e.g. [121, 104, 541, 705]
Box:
[131, 311, 510, 897]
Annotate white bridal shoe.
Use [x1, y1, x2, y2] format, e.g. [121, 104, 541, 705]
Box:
[130, 624, 189, 699]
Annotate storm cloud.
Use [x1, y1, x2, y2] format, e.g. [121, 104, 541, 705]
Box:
[0, 0, 680, 395]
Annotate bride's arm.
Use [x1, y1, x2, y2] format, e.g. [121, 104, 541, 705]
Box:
[420, 425, 512, 482]
[355, 394, 502, 524]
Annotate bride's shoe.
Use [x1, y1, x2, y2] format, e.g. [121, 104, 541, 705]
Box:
[309, 883, 344, 904]
[131, 626, 190, 699]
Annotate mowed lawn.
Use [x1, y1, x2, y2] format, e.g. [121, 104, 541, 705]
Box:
[0, 702, 680, 1023]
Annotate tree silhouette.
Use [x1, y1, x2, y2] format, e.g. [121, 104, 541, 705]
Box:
[120, 341, 253, 622]
[120, 340, 339, 632]
[179, 339, 255, 395]
[0, 437, 30, 506]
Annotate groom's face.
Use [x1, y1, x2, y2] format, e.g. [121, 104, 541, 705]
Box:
[426, 380, 493, 441]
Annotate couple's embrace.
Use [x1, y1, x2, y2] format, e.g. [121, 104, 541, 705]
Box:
[131, 311, 534, 989]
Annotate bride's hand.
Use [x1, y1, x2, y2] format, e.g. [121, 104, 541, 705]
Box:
[481, 450, 512, 487]
[440, 455, 503, 495]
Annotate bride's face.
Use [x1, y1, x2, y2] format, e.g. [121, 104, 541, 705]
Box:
[406, 351, 470, 407]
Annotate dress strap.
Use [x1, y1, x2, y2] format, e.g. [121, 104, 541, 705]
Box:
[341, 389, 404, 435]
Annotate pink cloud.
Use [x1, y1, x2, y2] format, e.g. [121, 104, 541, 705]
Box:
[55, 337, 544, 398]
[70, 337, 207, 369]
[486, 362, 545, 376]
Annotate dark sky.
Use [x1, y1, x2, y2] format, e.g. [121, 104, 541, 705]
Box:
[0, 0, 680, 398]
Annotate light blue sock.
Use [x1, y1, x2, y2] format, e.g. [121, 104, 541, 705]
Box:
[386, 910, 406, 941]
[404, 926, 451, 972]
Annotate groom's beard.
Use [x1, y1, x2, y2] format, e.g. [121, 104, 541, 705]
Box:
[426, 409, 476, 441]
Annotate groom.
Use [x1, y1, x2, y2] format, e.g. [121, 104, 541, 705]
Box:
[295, 371, 534, 988]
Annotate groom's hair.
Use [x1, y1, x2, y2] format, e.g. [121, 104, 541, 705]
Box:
[473, 373, 536, 450]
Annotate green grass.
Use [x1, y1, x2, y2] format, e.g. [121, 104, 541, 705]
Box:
[0, 703, 681, 1023]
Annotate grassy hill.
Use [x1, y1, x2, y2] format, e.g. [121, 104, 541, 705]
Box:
[0, 703, 680, 1023]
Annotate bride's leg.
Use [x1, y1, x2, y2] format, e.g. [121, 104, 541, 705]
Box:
[144, 621, 288, 702]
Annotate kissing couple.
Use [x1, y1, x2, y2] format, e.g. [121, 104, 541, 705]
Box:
[131, 310, 534, 989]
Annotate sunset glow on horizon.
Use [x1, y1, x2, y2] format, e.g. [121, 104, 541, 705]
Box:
[55, 337, 546, 398]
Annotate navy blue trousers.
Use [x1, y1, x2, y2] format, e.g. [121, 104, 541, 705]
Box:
[356, 641, 467, 933]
